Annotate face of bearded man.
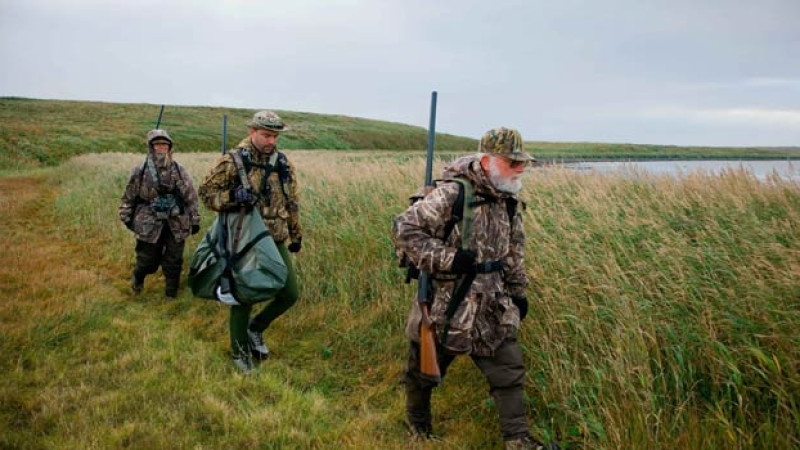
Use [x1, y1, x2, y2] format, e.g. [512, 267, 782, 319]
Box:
[152, 142, 172, 167]
[486, 155, 524, 194]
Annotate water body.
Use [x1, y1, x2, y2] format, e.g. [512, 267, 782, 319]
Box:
[559, 160, 800, 182]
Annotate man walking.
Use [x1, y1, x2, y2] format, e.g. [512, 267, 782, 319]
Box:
[395, 127, 554, 449]
[198, 110, 302, 374]
[119, 129, 201, 298]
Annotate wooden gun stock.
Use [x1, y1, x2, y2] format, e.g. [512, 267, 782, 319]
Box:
[419, 304, 441, 382]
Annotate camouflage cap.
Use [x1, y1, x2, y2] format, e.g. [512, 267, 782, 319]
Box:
[146, 129, 173, 146]
[246, 110, 290, 131]
[479, 127, 535, 162]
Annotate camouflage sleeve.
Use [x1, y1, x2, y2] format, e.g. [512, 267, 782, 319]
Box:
[118, 166, 140, 224]
[395, 183, 461, 274]
[178, 165, 200, 225]
[198, 153, 240, 212]
[285, 158, 302, 242]
[503, 205, 528, 298]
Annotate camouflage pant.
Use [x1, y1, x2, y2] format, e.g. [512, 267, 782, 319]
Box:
[404, 338, 530, 440]
[229, 242, 299, 357]
[133, 226, 185, 281]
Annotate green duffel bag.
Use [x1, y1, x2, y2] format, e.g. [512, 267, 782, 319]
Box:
[188, 207, 287, 305]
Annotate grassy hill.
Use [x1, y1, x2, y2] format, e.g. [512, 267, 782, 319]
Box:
[0, 97, 476, 170]
[2, 97, 799, 171]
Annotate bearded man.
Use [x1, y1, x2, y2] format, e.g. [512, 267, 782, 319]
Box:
[394, 127, 555, 449]
[198, 110, 302, 374]
[119, 129, 201, 298]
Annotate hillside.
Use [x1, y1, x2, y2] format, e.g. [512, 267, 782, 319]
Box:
[2, 97, 799, 171]
[0, 97, 476, 170]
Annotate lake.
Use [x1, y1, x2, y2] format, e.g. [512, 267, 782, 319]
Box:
[558, 160, 800, 182]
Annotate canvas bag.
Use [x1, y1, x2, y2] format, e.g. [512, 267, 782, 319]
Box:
[187, 150, 288, 305]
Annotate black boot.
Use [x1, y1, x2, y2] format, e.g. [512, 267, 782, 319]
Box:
[165, 277, 179, 298]
[131, 272, 144, 294]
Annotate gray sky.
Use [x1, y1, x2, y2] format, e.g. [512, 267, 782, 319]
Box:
[2, 0, 799, 147]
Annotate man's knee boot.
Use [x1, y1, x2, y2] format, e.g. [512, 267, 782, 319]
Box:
[131, 270, 145, 294]
[165, 277, 180, 298]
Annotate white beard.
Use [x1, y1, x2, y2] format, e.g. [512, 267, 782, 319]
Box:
[487, 157, 523, 194]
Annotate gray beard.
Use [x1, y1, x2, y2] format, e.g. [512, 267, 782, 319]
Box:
[488, 157, 523, 194]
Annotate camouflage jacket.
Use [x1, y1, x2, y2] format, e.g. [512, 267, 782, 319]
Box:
[395, 155, 529, 356]
[118, 155, 200, 244]
[197, 137, 302, 244]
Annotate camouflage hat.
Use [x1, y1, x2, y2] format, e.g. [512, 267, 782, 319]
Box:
[146, 129, 173, 146]
[479, 127, 535, 162]
[246, 110, 290, 131]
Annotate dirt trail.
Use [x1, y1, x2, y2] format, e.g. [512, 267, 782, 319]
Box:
[0, 176, 104, 305]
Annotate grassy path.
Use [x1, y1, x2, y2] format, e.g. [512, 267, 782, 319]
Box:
[0, 175, 395, 449]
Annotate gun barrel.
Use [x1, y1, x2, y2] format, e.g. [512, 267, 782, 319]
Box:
[221, 114, 228, 154]
[418, 90, 438, 306]
[424, 91, 437, 187]
[155, 104, 165, 129]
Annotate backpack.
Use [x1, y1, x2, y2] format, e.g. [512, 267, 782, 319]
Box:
[187, 150, 288, 305]
[391, 177, 519, 283]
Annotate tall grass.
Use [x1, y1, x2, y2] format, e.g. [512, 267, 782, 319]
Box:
[1, 151, 799, 448]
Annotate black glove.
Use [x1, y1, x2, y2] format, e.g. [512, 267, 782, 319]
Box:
[288, 238, 302, 253]
[451, 249, 476, 274]
[230, 186, 254, 204]
[512, 296, 528, 320]
[191, 224, 200, 235]
[124, 219, 134, 231]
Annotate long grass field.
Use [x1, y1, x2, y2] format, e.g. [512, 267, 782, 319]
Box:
[1, 149, 799, 449]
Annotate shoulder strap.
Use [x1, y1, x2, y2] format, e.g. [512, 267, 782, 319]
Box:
[230, 150, 252, 191]
[442, 178, 473, 250]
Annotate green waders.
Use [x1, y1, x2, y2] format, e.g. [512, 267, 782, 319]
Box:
[228, 242, 299, 358]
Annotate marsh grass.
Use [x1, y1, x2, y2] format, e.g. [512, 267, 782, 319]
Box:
[1, 151, 799, 448]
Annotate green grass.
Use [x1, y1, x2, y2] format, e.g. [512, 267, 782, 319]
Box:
[0, 97, 475, 171]
[1, 151, 799, 448]
[3, 97, 799, 172]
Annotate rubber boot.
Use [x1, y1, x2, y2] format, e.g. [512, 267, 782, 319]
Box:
[165, 277, 179, 299]
[131, 271, 144, 294]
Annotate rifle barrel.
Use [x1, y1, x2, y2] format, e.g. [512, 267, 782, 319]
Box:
[155, 104, 165, 129]
[424, 91, 437, 187]
[221, 114, 228, 154]
[418, 90, 438, 305]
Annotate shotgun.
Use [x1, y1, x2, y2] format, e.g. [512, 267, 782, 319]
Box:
[155, 104, 165, 129]
[417, 91, 441, 383]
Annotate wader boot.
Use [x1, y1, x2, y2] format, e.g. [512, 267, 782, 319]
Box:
[504, 436, 560, 450]
[232, 355, 255, 375]
[165, 277, 180, 298]
[247, 327, 270, 360]
[131, 271, 144, 294]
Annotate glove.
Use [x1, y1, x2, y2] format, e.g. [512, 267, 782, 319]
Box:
[451, 249, 476, 274]
[124, 219, 134, 231]
[191, 224, 200, 235]
[230, 186, 254, 204]
[512, 296, 529, 320]
[288, 238, 302, 253]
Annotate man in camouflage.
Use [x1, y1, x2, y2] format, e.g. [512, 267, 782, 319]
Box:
[119, 129, 201, 298]
[395, 127, 555, 449]
[198, 110, 302, 374]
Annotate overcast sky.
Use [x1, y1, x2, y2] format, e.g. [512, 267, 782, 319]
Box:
[1, 0, 799, 147]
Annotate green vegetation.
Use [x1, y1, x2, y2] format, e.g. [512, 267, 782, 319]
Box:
[1, 151, 798, 448]
[2, 97, 799, 172]
[0, 97, 476, 170]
